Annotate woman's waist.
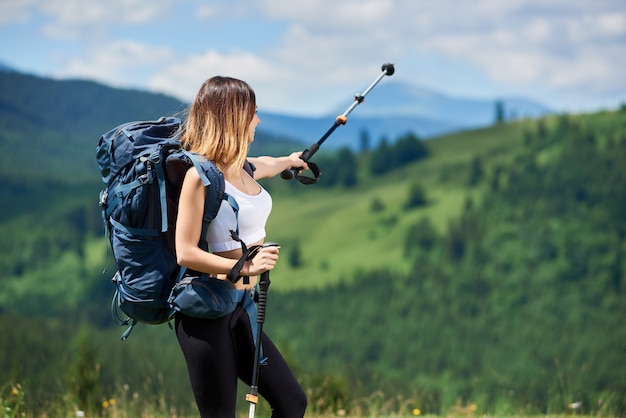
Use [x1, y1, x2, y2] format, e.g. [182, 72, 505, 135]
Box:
[206, 229, 266, 253]
[216, 272, 258, 290]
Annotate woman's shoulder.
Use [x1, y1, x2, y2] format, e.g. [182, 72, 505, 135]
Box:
[182, 166, 204, 191]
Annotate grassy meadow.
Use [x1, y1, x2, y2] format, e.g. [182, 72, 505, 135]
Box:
[2, 110, 625, 417]
[264, 120, 532, 290]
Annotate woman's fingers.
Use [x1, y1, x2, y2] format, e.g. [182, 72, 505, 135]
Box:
[248, 246, 279, 275]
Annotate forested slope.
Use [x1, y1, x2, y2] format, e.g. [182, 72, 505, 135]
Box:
[0, 78, 624, 416]
[267, 112, 626, 415]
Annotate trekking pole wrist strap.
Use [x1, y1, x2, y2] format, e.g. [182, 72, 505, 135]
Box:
[226, 230, 262, 284]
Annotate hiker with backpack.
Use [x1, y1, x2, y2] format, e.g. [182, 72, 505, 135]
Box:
[98, 64, 394, 417]
[174, 76, 308, 417]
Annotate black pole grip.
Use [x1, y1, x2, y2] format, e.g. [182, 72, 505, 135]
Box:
[247, 268, 271, 415]
[256, 271, 270, 324]
[280, 143, 320, 180]
[280, 167, 296, 180]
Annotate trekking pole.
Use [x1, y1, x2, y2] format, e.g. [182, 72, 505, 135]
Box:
[246, 243, 277, 418]
[281, 62, 395, 185]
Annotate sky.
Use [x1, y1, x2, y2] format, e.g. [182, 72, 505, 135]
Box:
[1, 0, 625, 116]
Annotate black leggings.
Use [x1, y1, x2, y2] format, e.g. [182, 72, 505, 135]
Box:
[175, 305, 307, 417]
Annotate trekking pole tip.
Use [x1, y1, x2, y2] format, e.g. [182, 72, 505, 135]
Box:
[382, 63, 395, 76]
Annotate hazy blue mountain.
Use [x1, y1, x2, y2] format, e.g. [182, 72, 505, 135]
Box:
[0, 61, 14, 72]
[256, 111, 456, 150]
[256, 81, 552, 149]
[345, 81, 552, 122]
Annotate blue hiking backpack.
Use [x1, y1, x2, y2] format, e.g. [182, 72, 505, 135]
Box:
[96, 116, 238, 339]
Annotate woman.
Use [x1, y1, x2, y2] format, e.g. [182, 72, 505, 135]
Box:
[174, 76, 308, 417]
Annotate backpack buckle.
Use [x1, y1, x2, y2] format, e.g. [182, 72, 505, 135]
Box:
[99, 189, 108, 207]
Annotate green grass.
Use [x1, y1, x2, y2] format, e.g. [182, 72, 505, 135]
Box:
[2, 382, 599, 418]
[0, 116, 562, 296]
[4, 113, 624, 418]
[265, 121, 530, 291]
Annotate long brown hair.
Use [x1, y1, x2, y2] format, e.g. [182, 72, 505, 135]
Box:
[180, 76, 256, 172]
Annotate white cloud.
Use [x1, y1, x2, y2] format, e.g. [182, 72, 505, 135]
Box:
[149, 50, 281, 98]
[1, 0, 624, 112]
[384, 0, 626, 103]
[262, 0, 394, 29]
[2, 0, 174, 40]
[0, 0, 39, 25]
[194, 1, 251, 20]
[58, 40, 176, 88]
[247, 0, 626, 108]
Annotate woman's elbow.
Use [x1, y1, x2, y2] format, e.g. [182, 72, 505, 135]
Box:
[175, 246, 195, 268]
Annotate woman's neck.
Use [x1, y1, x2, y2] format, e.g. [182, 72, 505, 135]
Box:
[225, 167, 259, 196]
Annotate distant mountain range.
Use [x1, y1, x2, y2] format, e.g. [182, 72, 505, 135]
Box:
[339, 81, 551, 122]
[0, 65, 552, 160]
[257, 81, 552, 149]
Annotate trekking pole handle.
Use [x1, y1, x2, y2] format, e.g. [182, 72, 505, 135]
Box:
[256, 271, 270, 324]
[280, 144, 319, 180]
[281, 63, 394, 183]
[256, 242, 277, 321]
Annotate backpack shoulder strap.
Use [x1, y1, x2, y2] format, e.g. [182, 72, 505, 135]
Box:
[243, 159, 256, 177]
[181, 150, 211, 186]
[181, 151, 240, 236]
[182, 154, 259, 285]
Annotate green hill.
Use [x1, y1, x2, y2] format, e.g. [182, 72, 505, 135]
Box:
[263, 120, 532, 290]
[0, 70, 624, 416]
[0, 70, 299, 223]
[0, 70, 186, 181]
[269, 110, 626, 415]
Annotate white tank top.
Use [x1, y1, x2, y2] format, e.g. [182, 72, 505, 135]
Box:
[203, 180, 272, 252]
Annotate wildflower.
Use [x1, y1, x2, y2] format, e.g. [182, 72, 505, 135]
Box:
[412, 408, 421, 415]
[76, 411, 85, 417]
[470, 403, 477, 411]
[109, 398, 116, 406]
[569, 401, 582, 410]
[102, 400, 109, 409]
[11, 387, 19, 397]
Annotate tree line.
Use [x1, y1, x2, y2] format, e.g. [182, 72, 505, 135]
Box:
[307, 131, 429, 188]
[267, 113, 626, 415]
[1, 111, 625, 416]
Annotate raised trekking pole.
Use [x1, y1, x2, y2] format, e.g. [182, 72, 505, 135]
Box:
[281, 62, 395, 184]
[246, 243, 277, 418]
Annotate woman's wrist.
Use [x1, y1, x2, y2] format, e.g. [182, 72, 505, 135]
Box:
[240, 260, 251, 277]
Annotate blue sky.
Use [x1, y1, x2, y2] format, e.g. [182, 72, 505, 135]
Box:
[1, 0, 625, 116]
